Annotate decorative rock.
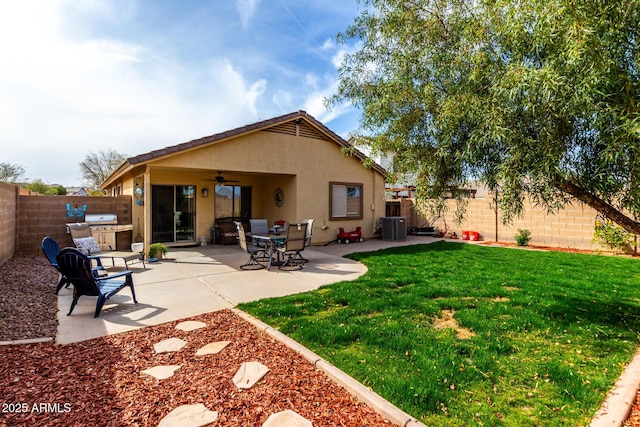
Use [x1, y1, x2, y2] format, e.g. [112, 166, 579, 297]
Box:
[262, 410, 313, 427]
[140, 365, 182, 380]
[175, 321, 207, 332]
[232, 361, 270, 389]
[158, 404, 218, 427]
[154, 338, 187, 354]
[195, 341, 231, 356]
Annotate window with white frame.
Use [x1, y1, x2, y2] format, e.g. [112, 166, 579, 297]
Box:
[330, 182, 363, 220]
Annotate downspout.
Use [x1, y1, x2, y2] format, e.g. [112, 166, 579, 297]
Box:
[372, 169, 377, 235]
[143, 167, 151, 257]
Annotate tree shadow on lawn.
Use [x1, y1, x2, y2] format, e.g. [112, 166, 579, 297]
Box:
[542, 293, 640, 334]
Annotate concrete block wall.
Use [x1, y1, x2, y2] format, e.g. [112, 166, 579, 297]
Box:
[401, 197, 606, 251]
[0, 183, 18, 266]
[16, 195, 133, 254]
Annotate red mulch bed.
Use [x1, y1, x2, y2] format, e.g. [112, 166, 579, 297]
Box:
[626, 400, 640, 427]
[0, 309, 391, 426]
[0, 255, 390, 426]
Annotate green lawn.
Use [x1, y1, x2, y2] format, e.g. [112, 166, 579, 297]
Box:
[238, 241, 640, 426]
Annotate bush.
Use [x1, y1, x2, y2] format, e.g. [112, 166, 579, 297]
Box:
[148, 243, 168, 259]
[514, 229, 531, 246]
[593, 215, 637, 253]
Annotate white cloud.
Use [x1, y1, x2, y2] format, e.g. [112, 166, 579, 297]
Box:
[236, 0, 261, 30]
[321, 38, 335, 51]
[0, 1, 271, 184]
[304, 73, 319, 90]
[0, 1, 365, 184]
[272, 90, 293, 110]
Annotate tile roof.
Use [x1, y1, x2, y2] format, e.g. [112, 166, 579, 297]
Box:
[104, 110, 385, 187]
[127, 110, 384, 173]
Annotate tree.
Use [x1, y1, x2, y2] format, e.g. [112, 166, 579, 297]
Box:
[24, 179, 62, 195]
[0, 162, 25, 183]
[331, 0, 640, 232]
[80, 149, 127, 190]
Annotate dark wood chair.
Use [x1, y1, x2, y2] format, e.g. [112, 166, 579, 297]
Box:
[56, 247, 138, 318]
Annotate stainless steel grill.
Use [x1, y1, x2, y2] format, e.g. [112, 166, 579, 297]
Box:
[70, 214, 133, 250]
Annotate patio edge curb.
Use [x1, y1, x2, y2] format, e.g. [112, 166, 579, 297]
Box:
[0, 337, 53, 346]
[232, 308, 427, 427]
[590, 348, 640, 427]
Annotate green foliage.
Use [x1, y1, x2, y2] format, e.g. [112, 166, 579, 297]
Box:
[331, 0, 640, 233]
[148, 243, 168, 259]
[52, 185, 67, 195]
[0, 162, 25, 183]
[23, 179, 63, 195]
[593, 215, 637, 253]
[514, 228, 532, 246]
[240, 242, 640, 425]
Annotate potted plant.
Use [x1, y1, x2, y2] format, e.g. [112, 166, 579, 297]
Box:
[148, 243, 168, 261]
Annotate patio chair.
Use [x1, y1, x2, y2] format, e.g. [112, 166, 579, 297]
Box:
[236, 222, 266, 270]
[42, 236, 105, 294]
[67, 223, 145, 269]
[56, 247, 138, 318]
[249, 219, 271, 261]
[41, 236, 72, 294]
[292, 219, 314, 264]
[276, 223, 308, 271]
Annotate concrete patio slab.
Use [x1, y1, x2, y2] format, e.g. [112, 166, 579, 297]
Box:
[56, 238, 438, 344]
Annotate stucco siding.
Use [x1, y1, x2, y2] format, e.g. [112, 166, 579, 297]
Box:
[103, 114, 387, 248]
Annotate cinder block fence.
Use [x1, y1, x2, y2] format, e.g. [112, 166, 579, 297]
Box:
[390, 197, 611, 251]
[0, 182, 132, 267]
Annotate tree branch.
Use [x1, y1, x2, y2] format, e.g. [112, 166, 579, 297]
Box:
[554, 178, 640, 234]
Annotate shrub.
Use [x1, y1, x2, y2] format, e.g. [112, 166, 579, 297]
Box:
[593, 215, 637, 253]
[148, 243, 168, 259]
[514, 229, 531, 246]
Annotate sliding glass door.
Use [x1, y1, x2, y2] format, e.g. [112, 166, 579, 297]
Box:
[152, 185, 196, 243]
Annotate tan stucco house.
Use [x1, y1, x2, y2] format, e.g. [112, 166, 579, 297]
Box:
[101, 110, 386, 253]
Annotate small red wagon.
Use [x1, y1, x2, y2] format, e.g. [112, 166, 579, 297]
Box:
[337, 227, 364, 244]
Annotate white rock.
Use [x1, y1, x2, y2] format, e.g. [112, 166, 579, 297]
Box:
[175, 321, 207, 332]
[140, 365, 182, 380]
[153, 338, 187, 354]
[262, 410, 313, 427]
[158, 404, 218, 427]
[232, 361, 270, 389]
[195, 341, 231, 356]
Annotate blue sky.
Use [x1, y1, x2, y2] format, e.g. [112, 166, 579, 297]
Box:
[0, 0, 364, 185]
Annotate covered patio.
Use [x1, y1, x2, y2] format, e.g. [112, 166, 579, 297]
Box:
[56, 244, 356, 344]
[55, 236, 441, 344]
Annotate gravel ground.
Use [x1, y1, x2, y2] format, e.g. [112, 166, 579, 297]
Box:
[0, 254, 59, 341]
[0, 255, 391, 426]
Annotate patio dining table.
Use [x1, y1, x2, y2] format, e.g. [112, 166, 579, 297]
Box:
[252, 234, 287, 270]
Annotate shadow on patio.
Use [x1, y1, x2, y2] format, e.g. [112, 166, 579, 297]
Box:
[56, 243, 372, 344]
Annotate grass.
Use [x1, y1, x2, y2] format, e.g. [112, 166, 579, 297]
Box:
[238, 241, 640, 426]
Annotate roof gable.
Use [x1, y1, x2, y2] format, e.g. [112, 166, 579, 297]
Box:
[104, 111, 385, 187]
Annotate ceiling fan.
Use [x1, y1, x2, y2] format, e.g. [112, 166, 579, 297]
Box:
[204, 171, 240, 185]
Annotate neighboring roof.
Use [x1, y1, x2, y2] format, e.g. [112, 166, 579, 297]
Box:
[102, 110, 385, 188]
[65, 186, 88, 195]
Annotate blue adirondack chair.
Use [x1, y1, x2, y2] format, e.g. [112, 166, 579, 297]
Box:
[56, 247, 138, 318]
